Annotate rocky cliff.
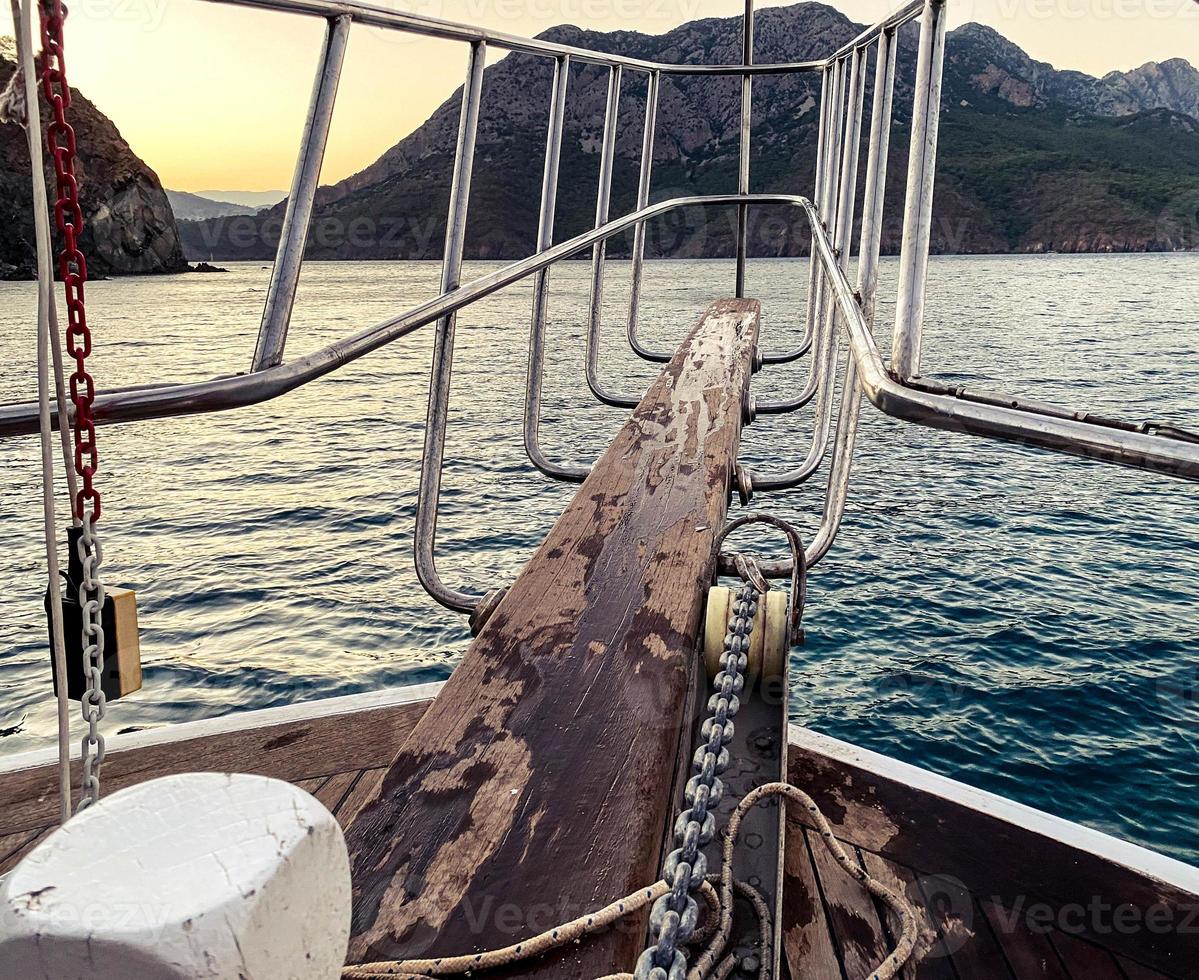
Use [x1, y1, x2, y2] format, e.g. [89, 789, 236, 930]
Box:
[0, 40, 187, 279]
[179, 3, 1199, 260]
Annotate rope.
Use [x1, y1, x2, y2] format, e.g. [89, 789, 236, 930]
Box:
[341, 881, 718, 979]
[7, 0, 78, 512]
[690, 783, 918, 980]
[342, 530, 916, 980]
[0, 53, 28, 126]
[12, 0, 72, 824]
[340, 786, 917, 980]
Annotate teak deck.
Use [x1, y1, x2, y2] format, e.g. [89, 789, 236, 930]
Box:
[2, 687, 1195, 980]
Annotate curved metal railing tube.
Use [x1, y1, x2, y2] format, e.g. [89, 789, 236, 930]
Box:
[1, 195, 1194, 476]
[833, 49, 867, 270]
[0, 199, 777, 439]
[203, 0, 832, 76]
[584, 65, 641, 410]
[6, 118, 1197, 455]
[413, 40, 488, 614]
[805, 30, 901, 568]
[798, 66, 832, 350]
[251, 14, 350, 372]
[892, 0, 948, 379]
[623, 76, 817, 369]
[750, 63, 837, 419]
[624, 71, 669, 365]
[523, 56, 589, 484]
[752, 49, 865, 493]
[735, 0, 753, 300]
[859, 31, 898, 326]
[804, 359, 863, 567]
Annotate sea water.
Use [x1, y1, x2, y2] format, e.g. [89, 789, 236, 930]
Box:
[0, 253, 1196, 861]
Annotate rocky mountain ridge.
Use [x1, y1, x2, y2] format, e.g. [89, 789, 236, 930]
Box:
[316, 11, 1199, 207]
[0, 41, 187, 280]
[173, 4, 1199, 258]
[944, 23, 1199, 117]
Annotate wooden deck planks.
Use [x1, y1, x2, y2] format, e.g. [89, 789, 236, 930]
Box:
[0, 693, 430, 836]
[982, 900, 1072, 980]
[0, 827, 53, 877]
[916, 871, 1013, 979]
[787, 739, 1199, 976]
[805, 829, 892, 978]
[1048, 930, 1127, 979]
[1, 692, 1195, 979]
[1119, 955, 1179, 980]
[781, 813, 843, 980]
[316, 769, 361, 814]
[859, 849, 957, 980]
[335, 767, 387, 829]
[341, 300, 760, 975]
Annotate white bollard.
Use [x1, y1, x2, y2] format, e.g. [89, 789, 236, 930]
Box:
[0, 772, 352, 979]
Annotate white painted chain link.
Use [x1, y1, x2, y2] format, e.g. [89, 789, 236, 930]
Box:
[76, 508, 106, 810]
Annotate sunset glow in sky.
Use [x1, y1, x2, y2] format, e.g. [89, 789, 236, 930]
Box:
[3, 0, 1197, 191]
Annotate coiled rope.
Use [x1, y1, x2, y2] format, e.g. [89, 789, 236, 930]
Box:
[342, 781, 917, 980]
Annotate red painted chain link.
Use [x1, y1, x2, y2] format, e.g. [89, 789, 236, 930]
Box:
[38, 0, 99, 523]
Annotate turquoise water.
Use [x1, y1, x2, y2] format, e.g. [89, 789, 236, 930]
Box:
[0, 254, 1196, 863]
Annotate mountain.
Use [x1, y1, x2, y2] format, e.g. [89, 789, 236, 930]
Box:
[0, 41, 188, 279]
[943, 24, 1199, 118]
[195, 189, 286, 209]
[166, 189, 259, 220]
[178, 3, 1199, 261]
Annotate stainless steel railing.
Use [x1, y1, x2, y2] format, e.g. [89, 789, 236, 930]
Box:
[4, 0, 1195, 618]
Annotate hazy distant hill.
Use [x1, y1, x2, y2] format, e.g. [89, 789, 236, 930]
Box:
[166, 189, 259, 221]
[179, 3, 1199, 260]
[195, 189, 286, 209]
[1, 40, 187, 279]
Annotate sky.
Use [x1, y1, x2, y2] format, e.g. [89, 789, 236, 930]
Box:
[2, 0, 1197, 191]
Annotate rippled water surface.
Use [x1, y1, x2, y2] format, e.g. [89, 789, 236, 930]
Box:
[1, 254, 1196, 862]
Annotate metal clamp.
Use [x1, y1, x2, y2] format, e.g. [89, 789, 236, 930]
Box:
[715, 513, 807, 646]
[733, 464, 753, 507]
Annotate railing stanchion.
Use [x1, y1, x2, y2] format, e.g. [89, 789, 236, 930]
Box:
[810, 54, 845, 361]
[833, 46, 866, 263]
[750, 63, 833, 417]
[626, 70, 665, 363]
[892, 0, 947, 380]
[859, 30, 898, 325]
[802, 66, 832, 349]
[251, 14, 350, 372]
[809, 32, 900, 562]
[524, 57, 587, 482]
[735, 0, 753, 299]
[585, 65, 637, 408]
[753, 47, 864, 493]
[414, 40, 488, 612]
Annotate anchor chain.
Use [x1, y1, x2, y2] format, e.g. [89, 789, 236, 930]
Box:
[341, 520, 920, 980]
[38, 0, 107, 810]
[634, 579, 758, 980]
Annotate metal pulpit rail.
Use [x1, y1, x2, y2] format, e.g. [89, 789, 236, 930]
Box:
[1, 0, 1195, 620]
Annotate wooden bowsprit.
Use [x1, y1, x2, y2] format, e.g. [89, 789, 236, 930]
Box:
[342, 299, 759, 977]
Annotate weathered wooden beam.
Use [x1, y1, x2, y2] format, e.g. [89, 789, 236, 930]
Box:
[343, 298, 760, 975]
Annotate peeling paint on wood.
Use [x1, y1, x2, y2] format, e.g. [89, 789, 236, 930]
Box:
[342, 299, 759, 976]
